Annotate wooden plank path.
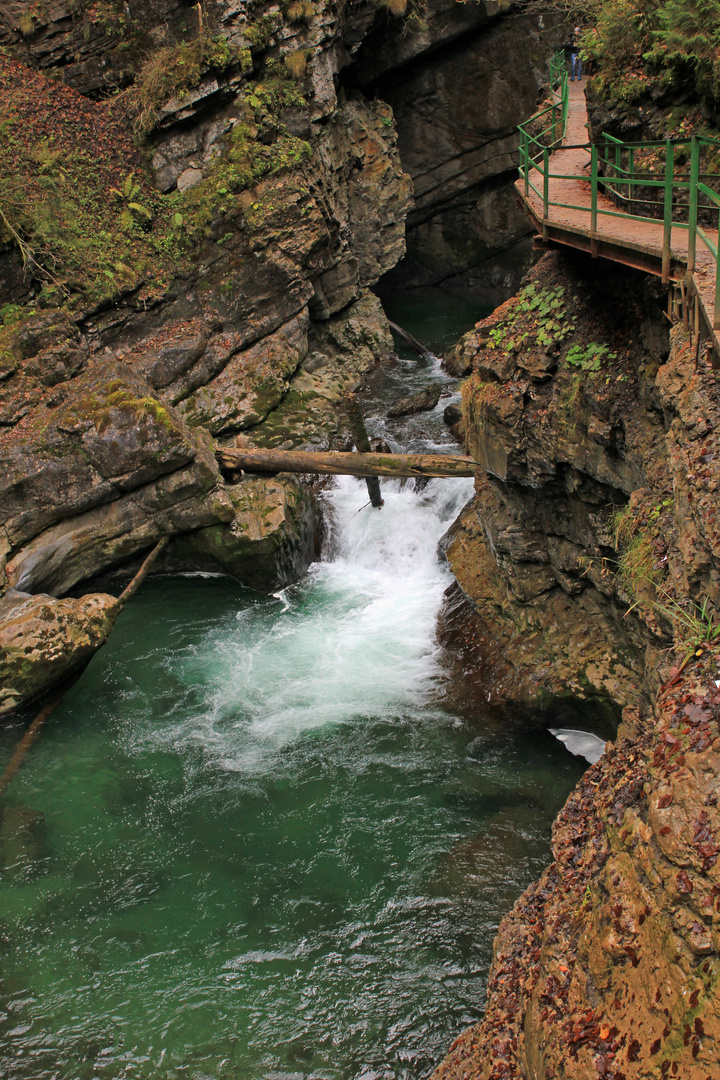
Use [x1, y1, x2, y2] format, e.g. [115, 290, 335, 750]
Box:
[516, 81, 720, 353]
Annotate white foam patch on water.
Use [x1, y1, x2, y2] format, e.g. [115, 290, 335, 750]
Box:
[548, 728, 607, 765]
[142, 475, 474, 773]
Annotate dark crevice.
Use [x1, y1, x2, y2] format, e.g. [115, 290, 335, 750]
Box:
[340, 8, 508, 96]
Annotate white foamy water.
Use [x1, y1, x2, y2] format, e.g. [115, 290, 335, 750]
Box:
[549, 728, 607, 765]
[138, 475, 474, 772]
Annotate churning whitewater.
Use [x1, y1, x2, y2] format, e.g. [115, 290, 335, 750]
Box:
[0, 466, 585, 1080]
[135, 476, 475, 773]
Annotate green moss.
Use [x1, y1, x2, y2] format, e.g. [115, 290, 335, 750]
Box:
[129, 33, 242, 135]
[0, 51, 314, 318]
[174, 79, 312, 240]
[0, 128, 187, 308]
[244, 12, 284, 52]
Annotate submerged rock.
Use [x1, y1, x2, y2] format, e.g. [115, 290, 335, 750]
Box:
[387, 383, 443, 418]
[0, 589, 118, 715]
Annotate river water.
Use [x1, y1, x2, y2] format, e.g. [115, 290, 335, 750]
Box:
[0, 286, 585, 1080]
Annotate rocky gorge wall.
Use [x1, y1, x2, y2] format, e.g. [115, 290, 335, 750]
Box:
[0, 0, 556, 714]
[347, 1, 560, 287]
[3, 2, 719, 1076]
[432, 249, 720, 1078]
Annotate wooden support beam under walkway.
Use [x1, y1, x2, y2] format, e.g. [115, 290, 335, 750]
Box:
[216, 448, 479, 479]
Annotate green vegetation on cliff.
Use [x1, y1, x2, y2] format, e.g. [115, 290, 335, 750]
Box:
[0, 47, 311, 313]
[577, 0, 720, 115]
[126, 33, 249, 135]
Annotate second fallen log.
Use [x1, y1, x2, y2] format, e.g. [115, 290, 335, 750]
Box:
[344, 393, 383, 508]
[216, 448, 479, 478]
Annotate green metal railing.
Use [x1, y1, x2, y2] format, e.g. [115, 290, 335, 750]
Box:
[517, 53, 720, 329]
[518, 52, 569, 226]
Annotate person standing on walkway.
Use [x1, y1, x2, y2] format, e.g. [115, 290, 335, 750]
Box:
[570, 25, 582, 81]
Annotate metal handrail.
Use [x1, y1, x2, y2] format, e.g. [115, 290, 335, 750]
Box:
[517, 52, 720, 328]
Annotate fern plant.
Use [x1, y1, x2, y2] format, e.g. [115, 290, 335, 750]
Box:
[649, 0, 720, 104]
[110, 173, 153, 229]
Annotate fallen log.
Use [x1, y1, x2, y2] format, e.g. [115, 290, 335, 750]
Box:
[388, 320, 430, 357]
[117, 535, 169, 605]
[216, 447, 479, 478]
[344, 393, 383, 507]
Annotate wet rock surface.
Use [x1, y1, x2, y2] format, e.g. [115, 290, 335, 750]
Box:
[170, 475, 318, 591]
[346, 2, 562, 287]
[443, 251, 685, 706]
[387, 382, 443, 418]
[435, 249, 720, 1077]
[0, 0, 558, 719]
[0, 0, 421, 710]
[432, 653, 720, 1080]
[0, 589, 118, 715]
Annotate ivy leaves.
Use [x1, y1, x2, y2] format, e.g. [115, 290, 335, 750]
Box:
[486, 284, 576, 353]
[566, 342, 617, 371]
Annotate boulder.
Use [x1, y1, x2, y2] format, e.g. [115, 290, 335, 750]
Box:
[0, 589, 118, 715]
[388, 383, 442, 418]
[1, 364, 233, 596]
[173, 476, 317, 592]
[177, 310, 310, 435]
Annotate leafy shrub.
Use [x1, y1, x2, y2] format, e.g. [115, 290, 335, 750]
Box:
[565, 342, 617, 371]
[582, 0, 720, 107]
[486, 284, 576, 352]
[649, 0, 720, 105]
[244, 13, 283, 52]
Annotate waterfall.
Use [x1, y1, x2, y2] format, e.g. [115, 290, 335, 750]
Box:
[137, 475, 475, 773]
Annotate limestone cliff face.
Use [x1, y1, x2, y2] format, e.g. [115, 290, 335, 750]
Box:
[347, 1, 562, 286]
[0, 0, 413, 710]
[432, 665, 720, 1080]
[434, 249, 720, 1078]
[0, 0, 559, 711]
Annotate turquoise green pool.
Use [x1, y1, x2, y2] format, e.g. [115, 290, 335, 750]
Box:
[0, 476, 584, 1080]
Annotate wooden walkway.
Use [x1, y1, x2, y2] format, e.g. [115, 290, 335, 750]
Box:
[516, 81, 720, 352]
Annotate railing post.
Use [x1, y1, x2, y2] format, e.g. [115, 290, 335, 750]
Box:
[662, 140, 674, 284]
[688, 135, 699, 272]
[552, 102, 556, 147]
[543, 145, 549, 222]
[563, 72, 568, 138]
[614, 143, 621, 201]
[629, 147, 635, 215]
[591, 144, 598, 235]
